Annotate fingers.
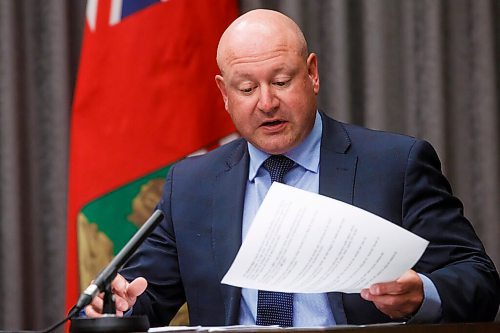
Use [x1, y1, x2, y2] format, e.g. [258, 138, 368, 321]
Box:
[85, 304, 103, 318]
[115, 294, 133, 312]
[360, 270, 424, 319]
[112, 275, 147, 310]
[127, 277, 148, 298]
[85, 294, 104, 318]
[365, 281, 403, 296]
[367, 270, 417, 295]
[111, 274, 129, 298]
[84, 274, 147, 317]
[125, 277, 148, 307]
[361, 290, 416, 318]
[84, 292, 133, 317]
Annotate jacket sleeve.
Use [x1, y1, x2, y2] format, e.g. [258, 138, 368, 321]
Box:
[403, 139, 500, 322]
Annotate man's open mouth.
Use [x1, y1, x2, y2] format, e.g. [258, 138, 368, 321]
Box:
[262, 120, 284, 127]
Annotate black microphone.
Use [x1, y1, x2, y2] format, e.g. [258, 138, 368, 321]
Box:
[69, 209, 164, 318]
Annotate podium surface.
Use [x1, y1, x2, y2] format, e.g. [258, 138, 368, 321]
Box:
[295, 322, 500, 333]
[150, 322, 500, 333]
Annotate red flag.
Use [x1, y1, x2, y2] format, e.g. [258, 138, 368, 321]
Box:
[66, 0, 238, 316]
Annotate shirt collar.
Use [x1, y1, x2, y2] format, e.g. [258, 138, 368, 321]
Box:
[247, 111, 322, 181]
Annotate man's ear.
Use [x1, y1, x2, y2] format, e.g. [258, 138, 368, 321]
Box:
[215, 75, 229, 111]
[306, 53, 320, 95]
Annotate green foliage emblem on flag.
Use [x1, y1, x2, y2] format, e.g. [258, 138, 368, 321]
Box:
[77, 165, 168, 291]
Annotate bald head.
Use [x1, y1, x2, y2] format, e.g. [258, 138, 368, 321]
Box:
[213, 9, 320, 154]
[216, 9, 308, 74]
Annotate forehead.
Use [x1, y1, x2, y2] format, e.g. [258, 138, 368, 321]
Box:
[225, 50, 303, 83]
[227, 45, 295, 66]
[223, 34, 304, 73]
[218, 18, 305, 72]
[226, 33, 293, 60]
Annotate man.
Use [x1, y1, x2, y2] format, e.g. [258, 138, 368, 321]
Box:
[85, 9, 500, 326]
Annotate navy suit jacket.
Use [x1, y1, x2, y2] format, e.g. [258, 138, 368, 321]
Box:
[121, 113, 500, 327]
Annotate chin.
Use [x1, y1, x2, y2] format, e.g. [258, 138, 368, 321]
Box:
[252, 135, 299, 155]
[259, 143, 296, 155]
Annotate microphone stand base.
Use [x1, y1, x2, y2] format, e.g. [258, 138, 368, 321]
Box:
[70, 315, 150, 333]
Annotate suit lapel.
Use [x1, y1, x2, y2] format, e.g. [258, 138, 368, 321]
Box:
[319, 113, 358, 325]
[318, 112, 357, 203]
[211, 140, 249, 325]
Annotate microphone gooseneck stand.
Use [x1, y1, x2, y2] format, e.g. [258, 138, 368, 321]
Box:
[7, 210, 163, 333]
[68, 209, 164, 333]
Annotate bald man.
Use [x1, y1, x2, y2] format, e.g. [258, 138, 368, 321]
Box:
[85, 9, 500, 326]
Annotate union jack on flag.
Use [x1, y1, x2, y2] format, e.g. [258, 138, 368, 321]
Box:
[86, 0, 169, 30]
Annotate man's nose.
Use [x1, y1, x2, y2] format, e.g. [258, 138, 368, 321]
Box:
[257, 86, 279, 112]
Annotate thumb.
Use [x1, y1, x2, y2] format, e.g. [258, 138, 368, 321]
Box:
[126, 277, 148, 298]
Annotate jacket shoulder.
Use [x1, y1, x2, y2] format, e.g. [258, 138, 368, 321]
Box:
[172, 137, 247, 177]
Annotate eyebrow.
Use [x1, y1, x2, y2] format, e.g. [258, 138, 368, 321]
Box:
[232, 65, 294, 80]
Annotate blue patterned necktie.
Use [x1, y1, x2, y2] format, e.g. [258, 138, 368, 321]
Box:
[256, 155, 295, 327]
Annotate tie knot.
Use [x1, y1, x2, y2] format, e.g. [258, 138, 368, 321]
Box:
[263, 155, 295, 183]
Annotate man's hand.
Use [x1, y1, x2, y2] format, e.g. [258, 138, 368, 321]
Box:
[85, 274, 148, 317]
[360, 269, 424, 319]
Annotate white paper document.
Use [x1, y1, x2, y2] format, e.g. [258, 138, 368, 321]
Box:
[221, 183, 428, 293]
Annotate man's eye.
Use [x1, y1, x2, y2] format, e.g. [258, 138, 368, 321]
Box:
[274, 80, 290, 87]
[240, 87, 253, 93]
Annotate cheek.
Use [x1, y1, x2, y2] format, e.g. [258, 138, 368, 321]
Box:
[226, 98, 255, 129]
[281, 90, 310, 114]
[294, 81, 317, 109]
[227, 94, 257, 116]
